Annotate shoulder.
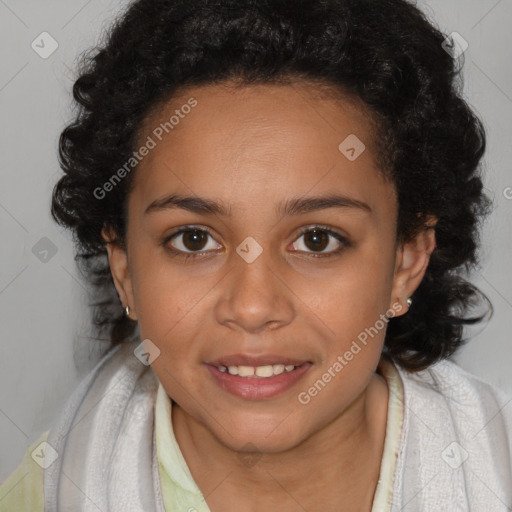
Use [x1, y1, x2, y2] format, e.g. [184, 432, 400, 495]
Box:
[392, 358, 512, 509]
[0, 431, 49, 512]
[396, 357, 512, 435]
[0, 342, 141, 512]
[392, 360, 512, 512]
[397, 357, 512, 418]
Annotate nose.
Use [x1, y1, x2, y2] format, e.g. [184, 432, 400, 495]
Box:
[214, 248, 295, 334]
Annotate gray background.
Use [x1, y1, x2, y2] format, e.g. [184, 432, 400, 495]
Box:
[0, 0, 511, 480]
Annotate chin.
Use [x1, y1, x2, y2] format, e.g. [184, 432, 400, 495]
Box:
[208, 413, 309, 455]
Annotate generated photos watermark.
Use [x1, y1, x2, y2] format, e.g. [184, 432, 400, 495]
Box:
[297, 301, 403, 405]
[93, 97, 198, 200]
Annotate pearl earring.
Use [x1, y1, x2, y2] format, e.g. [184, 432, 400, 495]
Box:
[125, 305, 131, 318]
[406, 297, 413, 308]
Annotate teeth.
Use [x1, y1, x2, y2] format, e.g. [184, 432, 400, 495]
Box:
[255, 365, 274, 377]
[217, 363, 300, 378]
[238, 365, 255, 377]
[273, 364, 285, 375]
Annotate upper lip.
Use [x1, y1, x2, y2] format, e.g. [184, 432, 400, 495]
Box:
[206, 354, 310, 367]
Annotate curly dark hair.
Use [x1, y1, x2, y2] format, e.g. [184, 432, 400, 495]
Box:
[51, 0, 492, 372]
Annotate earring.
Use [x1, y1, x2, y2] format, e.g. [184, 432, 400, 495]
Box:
[125, 305, 131, 318]
[406, 297, 413, 308]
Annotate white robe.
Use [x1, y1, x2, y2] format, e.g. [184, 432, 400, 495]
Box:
[42, 340, 512, 511]
[391, 357, 512, 510]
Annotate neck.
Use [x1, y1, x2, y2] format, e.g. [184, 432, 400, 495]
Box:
[172, 372, 389, 512]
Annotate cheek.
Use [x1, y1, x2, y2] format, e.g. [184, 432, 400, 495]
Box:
[129, 248, 226, 386]
[133, 271, 201, 348]
[299, 244, 395, 341]
[129, 245, 190, 343]
[294, 263, 394, 422]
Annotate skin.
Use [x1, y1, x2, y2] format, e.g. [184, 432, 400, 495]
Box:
[104, 80, 436, 511]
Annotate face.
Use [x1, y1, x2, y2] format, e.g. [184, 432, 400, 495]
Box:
[105, 81, 435, 454]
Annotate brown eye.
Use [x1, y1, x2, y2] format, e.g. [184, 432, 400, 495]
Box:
[165, 227, 221, 255]
[291, 227, 349, 256]
[303, 229, 329, 252]
[181, 229, 209, 251]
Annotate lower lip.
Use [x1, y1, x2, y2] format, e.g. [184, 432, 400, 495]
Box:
[205, 363, 312, 400]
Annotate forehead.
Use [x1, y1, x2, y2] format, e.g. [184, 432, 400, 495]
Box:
[129, 81, 395, 220]
[138, 80, 378, 158]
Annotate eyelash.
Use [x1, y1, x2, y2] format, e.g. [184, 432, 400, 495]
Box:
[162, 224, 350, 261]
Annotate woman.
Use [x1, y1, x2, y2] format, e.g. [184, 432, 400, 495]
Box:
[1, 0, 511, 510]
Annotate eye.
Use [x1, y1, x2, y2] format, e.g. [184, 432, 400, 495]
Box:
[163, 224, 350, 261]
[163, 226, 221, 258]
[291, 226, 350, 257]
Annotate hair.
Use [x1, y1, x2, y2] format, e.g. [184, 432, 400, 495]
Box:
[51, 0, 492, 372]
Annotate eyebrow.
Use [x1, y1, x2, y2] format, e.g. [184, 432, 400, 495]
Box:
[144, 193, 372, 217]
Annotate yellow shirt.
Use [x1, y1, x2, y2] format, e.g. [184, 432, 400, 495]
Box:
[0, 358, 404, 511]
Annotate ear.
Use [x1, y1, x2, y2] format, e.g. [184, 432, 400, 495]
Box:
[102, 227, 137, 320]
[390, 219, 437, 317]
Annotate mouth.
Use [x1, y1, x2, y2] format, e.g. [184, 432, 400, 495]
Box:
[214, 363, 302, 378]
[204, 356, 313, 399]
